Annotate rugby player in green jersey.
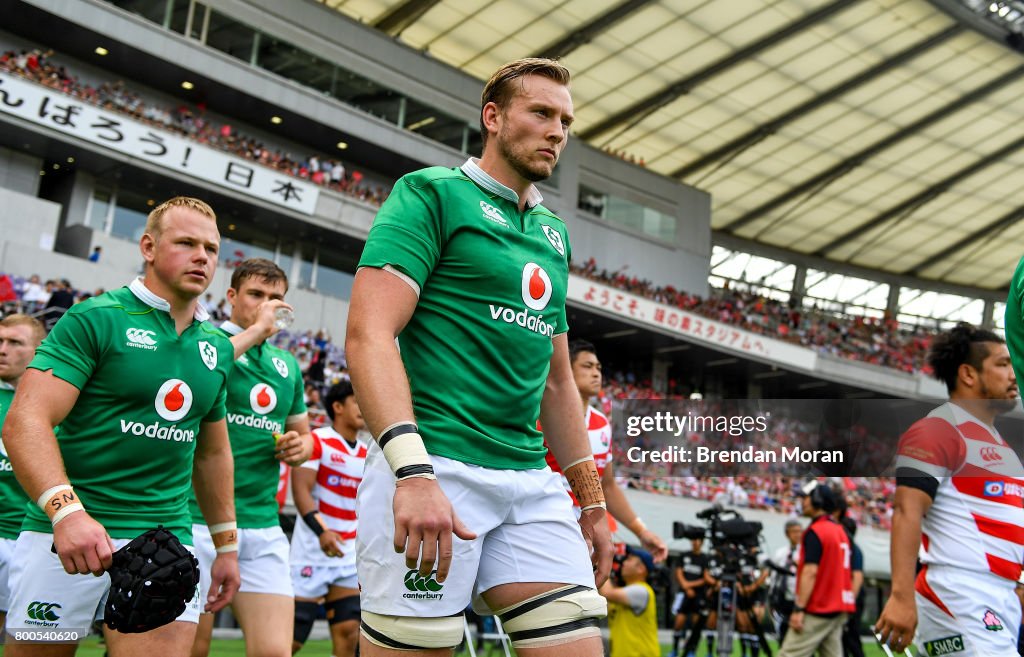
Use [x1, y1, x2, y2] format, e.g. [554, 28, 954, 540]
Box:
[190, 258, 312, 657]
[3, 197, 242, 657]
[0, 314, 44, 633]
[347, 58, 612, 657]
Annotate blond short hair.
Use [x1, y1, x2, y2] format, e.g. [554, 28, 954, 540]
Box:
[144, 197, 217, 240]
[0, 313, 45, 346]
[480, 58, 571, 149]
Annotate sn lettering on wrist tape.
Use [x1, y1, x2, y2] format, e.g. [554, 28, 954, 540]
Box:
[38, 484, 85, 525]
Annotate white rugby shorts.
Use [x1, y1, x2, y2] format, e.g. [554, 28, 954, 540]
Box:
[357, 445, 597, 617]
[915, 564, 1020, 657]
[291, 563, 359, 599]
[6, 531, 200, 631]
[0, 536, 16, 612]
[193, 524, 293, 607]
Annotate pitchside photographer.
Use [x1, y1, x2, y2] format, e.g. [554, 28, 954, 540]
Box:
[600, 545, 661, 657]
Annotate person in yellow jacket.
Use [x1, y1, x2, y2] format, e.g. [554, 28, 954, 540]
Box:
[601, 547, 660, 657]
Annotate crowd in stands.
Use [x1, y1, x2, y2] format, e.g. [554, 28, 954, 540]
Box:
[0, 47, 956, 379]
[0, 48, 390, 206]
[573, 258, 935, 375]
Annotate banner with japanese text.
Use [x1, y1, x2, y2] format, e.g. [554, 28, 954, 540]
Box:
[567, 276, 818, 370]
[0, 72, 319, 215]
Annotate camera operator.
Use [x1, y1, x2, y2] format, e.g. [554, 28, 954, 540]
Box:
[669, 535, 712, 657]
[736, 544, 770, 657]
[778, 480, 855, 657]
[600, 547, 661, 657]
[769, 520, 803, 644]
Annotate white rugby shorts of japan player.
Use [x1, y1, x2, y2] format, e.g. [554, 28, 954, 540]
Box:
[357, 444, 597, 618]
[6, 531, 200, 631]
[915, 564, 1021, 657]
[193, 524, 292, 607]
[291, 563, 359, 599]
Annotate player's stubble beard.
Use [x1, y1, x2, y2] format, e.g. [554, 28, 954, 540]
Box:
[497, 124, 556, 183]
[979, 379, 1018, 414]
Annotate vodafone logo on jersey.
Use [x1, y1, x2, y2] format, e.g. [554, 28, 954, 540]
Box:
[155, 379, 193, 421]
[521, 263, 552, 311]
[250, 384, 278, 415]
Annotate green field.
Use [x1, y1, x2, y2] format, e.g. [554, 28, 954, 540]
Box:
[2, 636, 891, 656]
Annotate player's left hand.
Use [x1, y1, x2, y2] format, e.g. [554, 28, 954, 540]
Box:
[274, 431, 312, 466]
[579, 506, 613, 587]
[205, 552, 240, 613]
[639, 529, 668, 563]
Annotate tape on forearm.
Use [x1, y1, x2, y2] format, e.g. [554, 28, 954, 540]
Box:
[564, 458, 605, 510]
[303, 511, 325, 537]
[377, 422, 436, 481]
[210, 521, 238, 554]
[38, 484, 85, 524]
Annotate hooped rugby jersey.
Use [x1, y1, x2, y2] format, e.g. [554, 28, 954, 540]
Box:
[543, 406, 612, 506]
[290, 427, 367, 567]
[23, 279, 232, 542]
[189, 321, 306, 529]
[358, 159, 571, 470]
[895, 402, 1024, 582]
[0, 382, 29, 539]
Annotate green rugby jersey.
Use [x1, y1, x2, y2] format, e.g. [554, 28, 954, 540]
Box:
[189, 321, 306, 528]
[1008, 256, 1024, 385]
[22, 279, 232, 543]
[0, 383, 29, 539]
[358, 159, 571, 470]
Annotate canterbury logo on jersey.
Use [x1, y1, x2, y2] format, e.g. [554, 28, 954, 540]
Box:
[980, 447, 1003, 463]
[125, 328, 158, 350]
[480, 201, 508, 227]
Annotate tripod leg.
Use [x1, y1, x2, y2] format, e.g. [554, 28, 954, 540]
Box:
[736, 598, 773, 657]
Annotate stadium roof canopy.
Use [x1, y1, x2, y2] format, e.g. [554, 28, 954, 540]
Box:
[323, 0, 1024, 295]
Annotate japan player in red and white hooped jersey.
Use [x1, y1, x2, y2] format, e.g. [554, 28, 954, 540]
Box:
[290, 380, 368, 657]
[876, 324, 1024, 657]
[543, 339, 667, 562]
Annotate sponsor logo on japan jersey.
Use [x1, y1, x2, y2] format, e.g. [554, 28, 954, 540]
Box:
[250, 384, 278, 415]
[125, 328, 157, 350]
[272, 357, 289, 378]
[983, 480, 1024, 497]
[540, 224, 565, 256]
[521, 263, 552, 311]
[155, 379, 193, 421]
[198, 341, 217, 371]
[479, 201, 508, 227]
[330, 452, 346, 463]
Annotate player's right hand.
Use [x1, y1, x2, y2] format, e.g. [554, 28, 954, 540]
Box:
[392, 477, 476, 583]
[52, 510, 115, 576]
[206, 552, 241, 613]
[319, 530, 344, 557]
[253, 299, 293, 339]
[579, 506, 613, 587]
[874, 594, 917, 652]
